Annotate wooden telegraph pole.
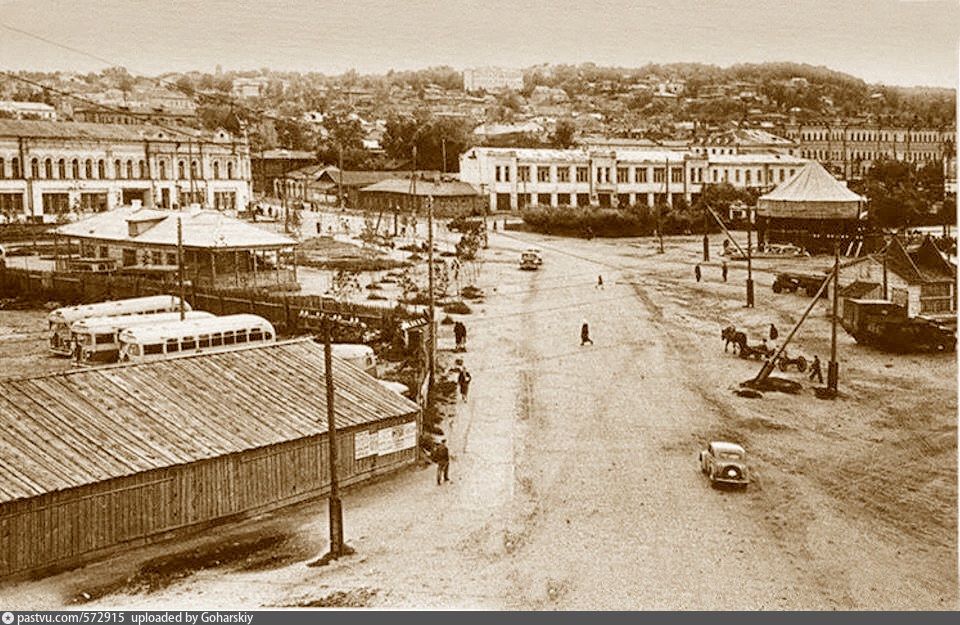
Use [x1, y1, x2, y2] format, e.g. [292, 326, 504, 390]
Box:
[746, 206, 755, 307]
[827, 243, 840, 393]
[702, 201, 710, 262]
[308, 319, 355, 566]
[427, 194, 436, 391]
[177, 216, 185, 321]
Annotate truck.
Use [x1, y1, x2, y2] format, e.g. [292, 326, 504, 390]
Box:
[840, 298, 956, 353]
[772, 271, 829, 297]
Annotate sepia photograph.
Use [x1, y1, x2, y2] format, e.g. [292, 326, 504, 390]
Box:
[0, 0, 956, 611]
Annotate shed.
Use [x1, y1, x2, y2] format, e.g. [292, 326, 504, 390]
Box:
[0, 339, 419, 579]
[358, 178, 483, 218]
[55, 206, 298, 289]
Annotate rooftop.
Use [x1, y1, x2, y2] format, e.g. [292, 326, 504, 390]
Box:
[0, 339, 418, 504]
[0, 118, 226, 143]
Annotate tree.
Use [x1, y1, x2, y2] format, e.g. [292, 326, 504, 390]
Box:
[550, 119, 577, 148]
[316, 109, 370, 168]
[381, 110, 471, 172]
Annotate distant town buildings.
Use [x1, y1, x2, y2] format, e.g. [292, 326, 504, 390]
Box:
[0, 119, 252, 221]
[459, 146, 807, 212]
[71, 88, 197, 127]
[781, 123, 955, 180]
[0, 100, 57, 121]
[463, 67, 524, 93]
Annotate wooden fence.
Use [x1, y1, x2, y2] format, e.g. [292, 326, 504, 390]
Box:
[0, 267, 424, 333]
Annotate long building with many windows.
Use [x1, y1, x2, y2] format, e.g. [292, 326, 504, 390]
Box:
[459, 147, 807, 211]
[0, 119, 252, 222]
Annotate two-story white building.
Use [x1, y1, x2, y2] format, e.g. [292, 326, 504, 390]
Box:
[459, 147, 807, 212]
[0, 119, 252, 221]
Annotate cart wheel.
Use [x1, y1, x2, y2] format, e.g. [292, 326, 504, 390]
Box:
[797, 357, 807, 372]
[778, 358, 788, 372]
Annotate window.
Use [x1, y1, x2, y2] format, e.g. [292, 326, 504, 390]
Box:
[167, 253, 177, 265]
[517, 165, 530, 182]
[495, 165, 502, 182]
[249, 329, 263, 342]
[227, 161, 234, 179]
[576, 167, 589, 182]
[151, 251, 162, 265]
[537, 166, 550, 183]
[779, 170, 785, 182]
[223, 330, 236, 345]
[712, 170, 718, 182]
[557, 193, 570, 205]
[178, 161, 185, 179]
[576, 193, 590, 206]
[653, 168, 665, 183]
[745, 170, 751, 184]
[671, 168, 683, 183]
[0, 158, 4, 179]
[789, 169, 795, 177]
[213, 161, 220, 179]
[557, 167, 569, 182]
[181, 336, 197, 350]
[165, 339, 180, 353]
[617, 167, 629, 183]
[44, 158, 53, 179]
[115, 159, 122, 179]
[126, 160, 134, 179]
[71, 159, 79, 178]
[734, 169, 740, 183]
[211, 332, 224, 347]
[236, 329, 248, 343]
[198, 334, 212, 348]
[538, 193, 551, 205]
[144, 343, 163, 355]
[96, 333, 114, 345]
[58, 158, 66, 178]
[98, 159, 105, 179]
[85, 159, 93, 178]
[190, 160, 199, 179]
[138, 160, 147, 179]
[635, 167, 648, 183]
[159, 160, 166, 180]
[11, 157, 20, 178]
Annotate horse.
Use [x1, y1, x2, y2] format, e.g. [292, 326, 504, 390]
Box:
[721, 325, 747, 354]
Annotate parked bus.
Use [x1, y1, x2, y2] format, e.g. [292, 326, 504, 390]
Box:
[71, 311, 216, 364]
[48, 295, 190, 356]
[329, 343, 377, 375]
[117, 314, 276, 363]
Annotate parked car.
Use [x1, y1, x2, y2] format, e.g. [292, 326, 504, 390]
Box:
[699, 441, 750, 488]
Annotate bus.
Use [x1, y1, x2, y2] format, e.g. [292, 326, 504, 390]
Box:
[71, 311, 216, 364]
[329, 343, 377, 375]
[48, 295, 191, 357]
[117, 314, 276, 363]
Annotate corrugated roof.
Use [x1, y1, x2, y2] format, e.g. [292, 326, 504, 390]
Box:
[361, 179, 480, 196]
[56, 207, 296, 249]
[0, 339, 418, 504]
[0, 118, 220, 142]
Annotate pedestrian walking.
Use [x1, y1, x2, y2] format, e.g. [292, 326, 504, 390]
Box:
[434, 439, 450, 485]
[580, 320, 594, 346]
[596, 275, 604, 289]
[809, 355, 824, 384]
[453, 321, 467, 351]
[769, 323, 779, 341]
[457, 366, 472, 400]
[721, 261, 728, 282]
[695, 264, 702, 282]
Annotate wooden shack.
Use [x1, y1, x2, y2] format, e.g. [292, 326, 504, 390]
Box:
[0, 339, 419, 580]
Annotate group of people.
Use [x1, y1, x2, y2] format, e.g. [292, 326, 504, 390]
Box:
[764, 322, 824, 384]
[695, 261, 728, 283]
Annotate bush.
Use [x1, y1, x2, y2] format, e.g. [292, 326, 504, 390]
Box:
[443, 300, 472, 315]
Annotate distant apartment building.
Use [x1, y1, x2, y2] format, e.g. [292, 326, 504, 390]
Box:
[232, 77, 270, 99]
[0, 119, 252, 221]
[459, 147, 806, 212]
[463, 67, 524, 93]
[73, 89, 197, 127]
[0, 101, 57, 121]
[692, 128, 800, 157]
[781, 123, 956, 181]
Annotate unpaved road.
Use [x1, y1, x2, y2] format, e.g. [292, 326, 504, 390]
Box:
[2, 228, 956, 609]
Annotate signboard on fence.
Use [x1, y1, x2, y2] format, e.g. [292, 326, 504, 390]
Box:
[354, 421, 417, 460]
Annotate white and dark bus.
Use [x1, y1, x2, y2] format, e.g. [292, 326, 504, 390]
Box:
[118, 314, 276, 363]
[48, 295, 190, 356]
[71, 311, 216, 364]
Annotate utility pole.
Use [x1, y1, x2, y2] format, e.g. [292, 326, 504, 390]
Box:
[338, 143, 344, 211]
[827, 243, 840, 393]
[177, 216, 185, 321]
[309, 320, 354, 566]
[427, 195, 436, 391]
[441, 138, 447, 175]
[702, 201, 710, 261]
[746, 217, 753, 303]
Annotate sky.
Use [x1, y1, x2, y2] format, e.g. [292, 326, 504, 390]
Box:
[0, 0, 957, 88]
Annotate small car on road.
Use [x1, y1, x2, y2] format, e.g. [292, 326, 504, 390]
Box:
[699, 441, 750, 488]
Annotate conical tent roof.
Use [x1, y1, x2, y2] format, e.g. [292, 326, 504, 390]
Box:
[758, 160, 865, 220]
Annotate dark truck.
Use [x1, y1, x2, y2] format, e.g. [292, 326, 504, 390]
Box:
[772, 271, 829, 297]
[841, 298, 956, 353]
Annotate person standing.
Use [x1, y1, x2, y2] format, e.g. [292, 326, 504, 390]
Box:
[695, 264, 702, 282]
[769, 323, 779, 342]
[457, 366, 472, 400]
[721, 261, 728, 282]
[596, 275, 604, 290]
[809, 355, 824, 384]
[580, 320, 594, 346]
[453, 321, 466, 351]
[434, 439, 450, 485]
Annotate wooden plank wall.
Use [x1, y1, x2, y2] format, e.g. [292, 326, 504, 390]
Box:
[0, 416, 416, 579]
